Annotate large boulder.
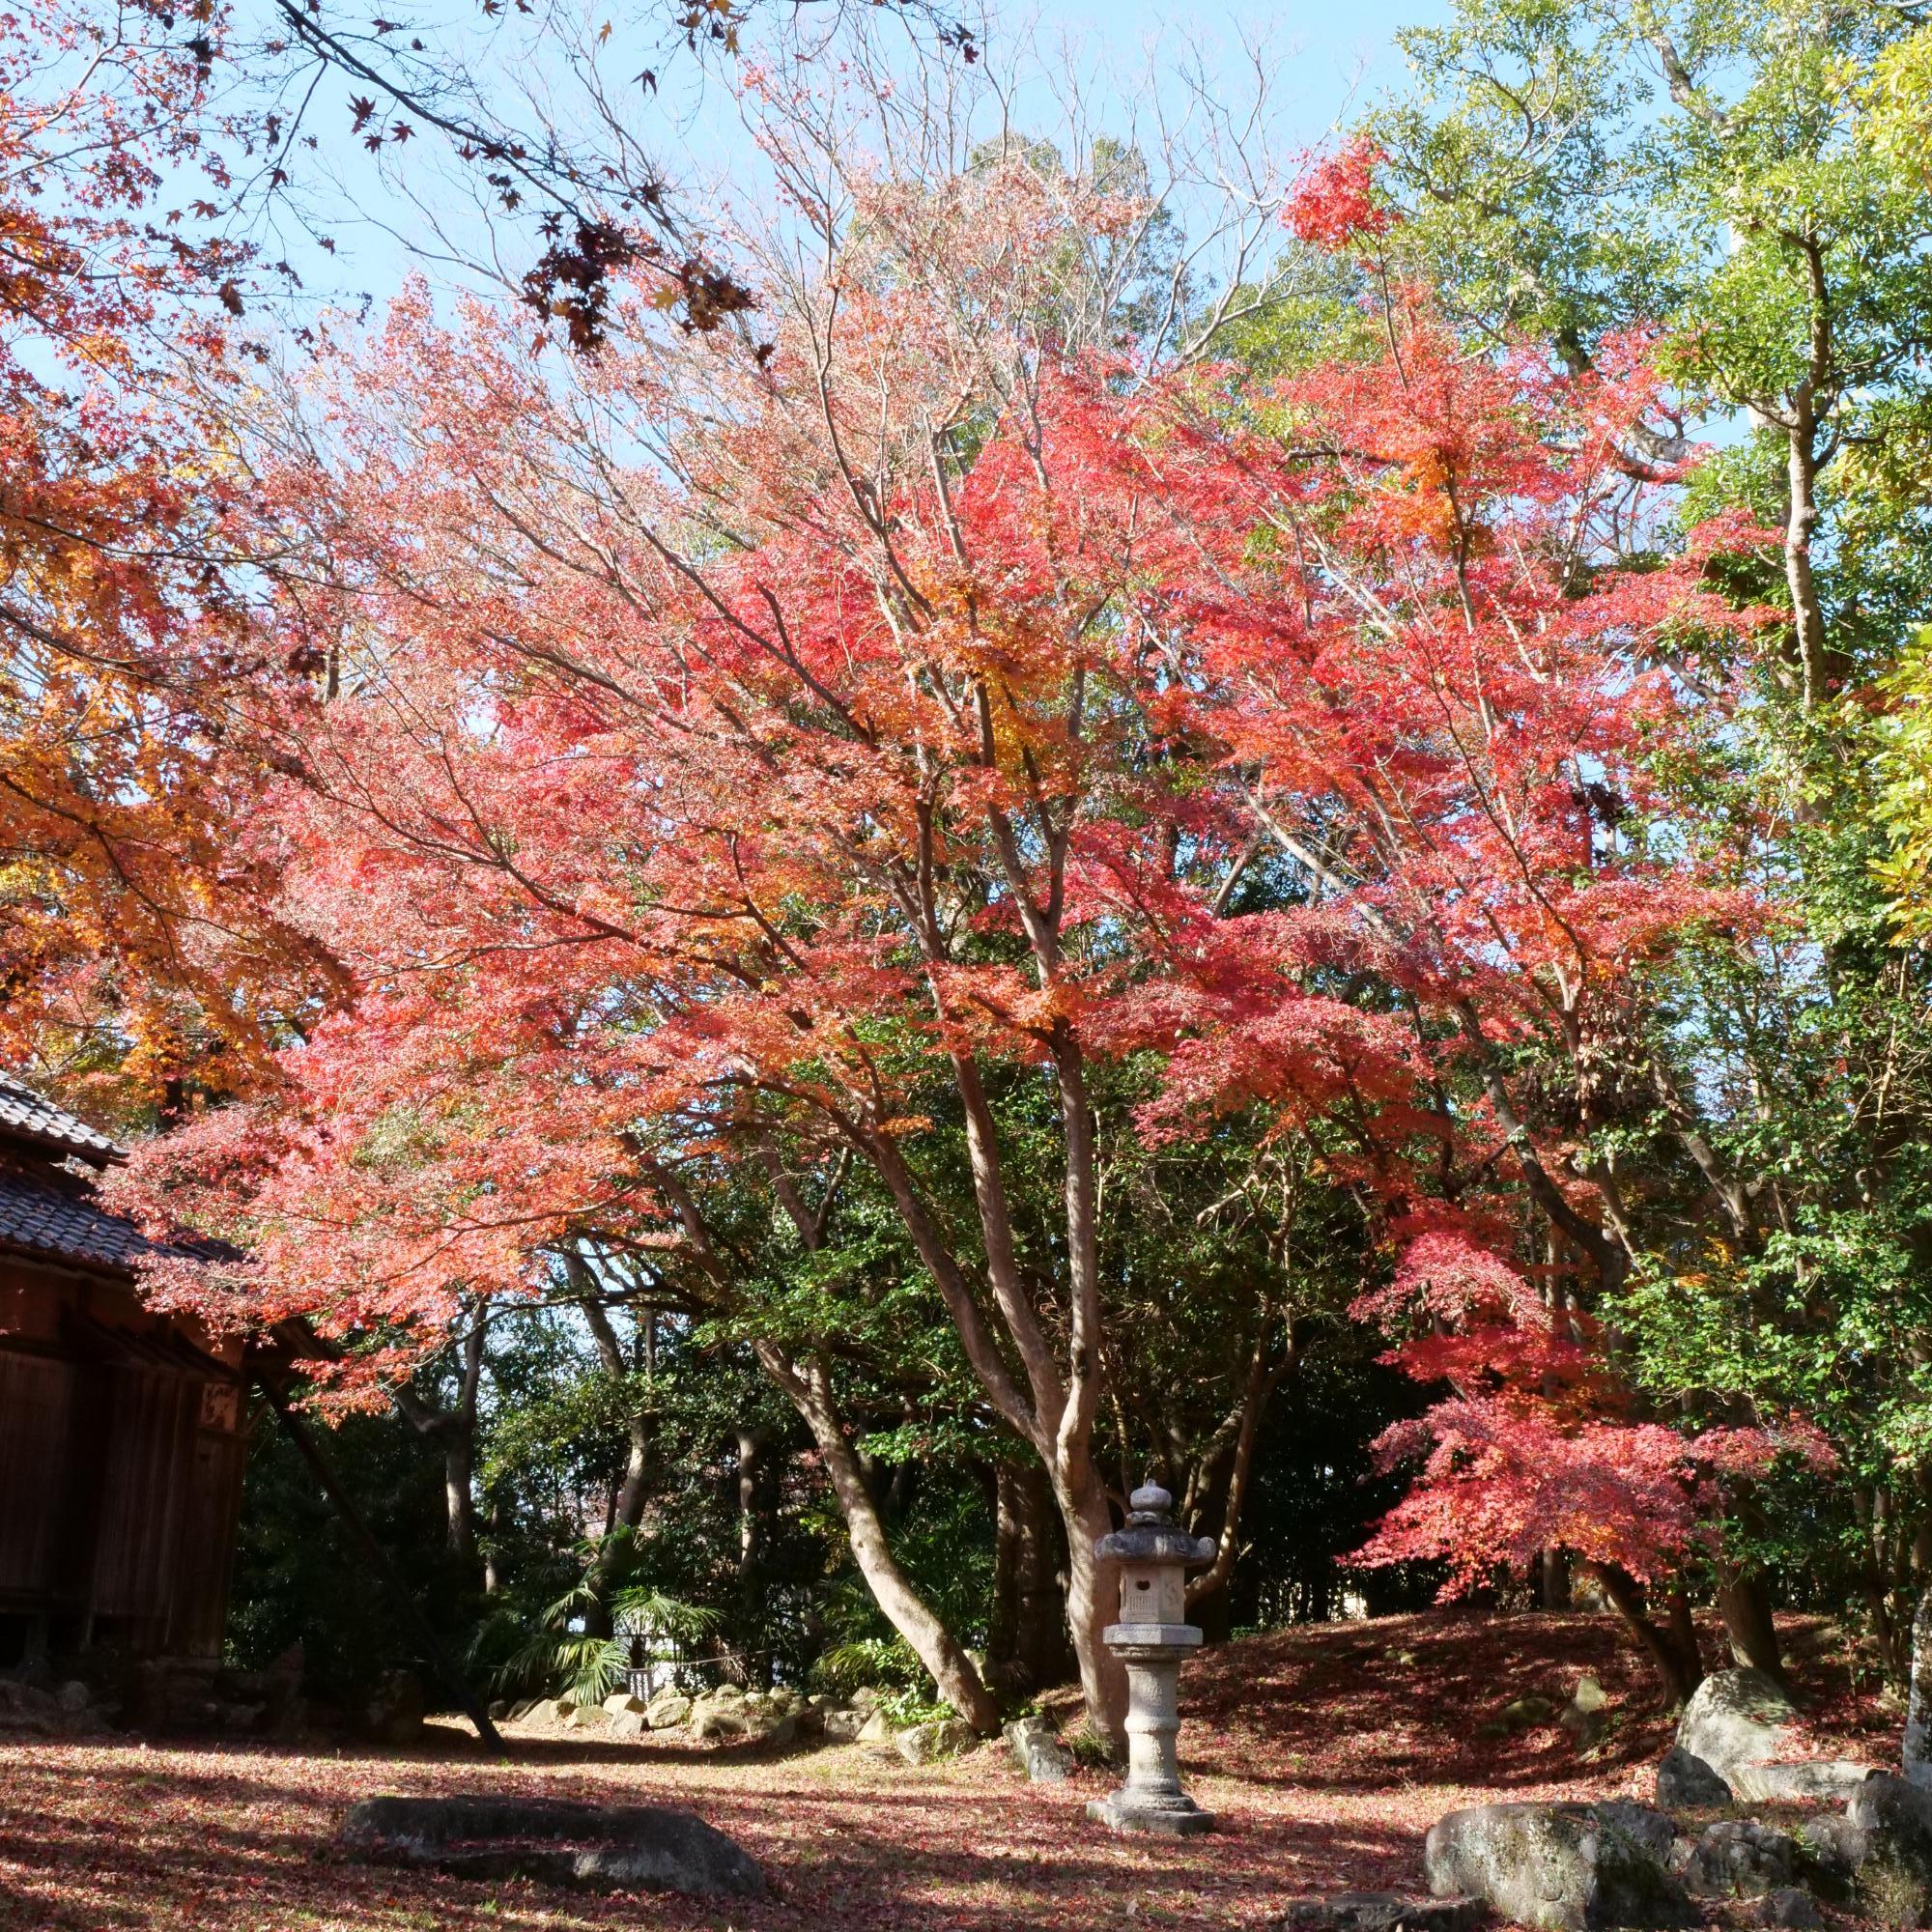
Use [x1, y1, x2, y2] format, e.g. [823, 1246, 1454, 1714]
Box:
[341, 1794, 763, 1896]
[1005, 1714, 1072, 1784]
[645, 1691, 692, 1731]
[1671, 1819, 1796, 1899]
[1655, 1747, 1732, 1809]
[1846, 1772, 1932, 1912]
[1675, 1670, 1872, 1804]
[896, 1715, 974, 1765]
[603, 1691, 647, 1717]
[1424, 1800, 1687, 1931]
[857, 1708, 896, 1745]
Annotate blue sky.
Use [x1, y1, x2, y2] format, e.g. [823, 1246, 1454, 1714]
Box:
[246, 0, 1453, 316]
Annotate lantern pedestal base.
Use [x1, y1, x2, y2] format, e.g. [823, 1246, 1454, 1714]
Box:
[1086, 1791, 1214, 1837]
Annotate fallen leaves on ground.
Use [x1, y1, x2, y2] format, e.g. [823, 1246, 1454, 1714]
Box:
[0, 1611, 1889, 1930]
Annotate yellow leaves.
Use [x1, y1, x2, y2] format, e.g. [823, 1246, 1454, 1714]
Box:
[1865, 24, 1932, 181]
[1874, 624, 1932, 941]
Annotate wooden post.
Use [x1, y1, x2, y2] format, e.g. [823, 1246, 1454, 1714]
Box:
[258, 1377, 507, 1756]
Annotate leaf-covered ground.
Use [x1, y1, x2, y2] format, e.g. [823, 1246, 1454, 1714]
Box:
[0, 1612, 1891, 1931]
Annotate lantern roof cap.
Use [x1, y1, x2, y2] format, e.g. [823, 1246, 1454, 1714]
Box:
[1095, 1483, 1216, 1566]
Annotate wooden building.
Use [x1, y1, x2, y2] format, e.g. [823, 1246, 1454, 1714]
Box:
[0, 1079, 245, 1665]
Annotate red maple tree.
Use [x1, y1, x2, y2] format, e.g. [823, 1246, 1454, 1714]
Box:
[119, 139, 1810, 1722]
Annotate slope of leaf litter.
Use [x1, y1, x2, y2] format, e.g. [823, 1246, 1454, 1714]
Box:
[0, 1612, 1888, 1931]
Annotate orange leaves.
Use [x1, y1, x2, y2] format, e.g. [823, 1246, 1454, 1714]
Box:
[0, 6, 341, 1105]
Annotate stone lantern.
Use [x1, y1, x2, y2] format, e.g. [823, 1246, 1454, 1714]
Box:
[1086, 1483, 1217, 1837]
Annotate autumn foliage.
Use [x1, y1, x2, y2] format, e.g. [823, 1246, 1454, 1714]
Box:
[68, 97, 1822, 1723]
[0, 2, 327, 1095]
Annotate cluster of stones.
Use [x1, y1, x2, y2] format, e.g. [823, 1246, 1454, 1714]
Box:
[1276, 1663, 1932, 1932]
[1273, 1662, 1932, 1932]
[497, 1677, 996, 1767]
[1, 1645, 310, 1742]
[0, 1672, 99, 1738]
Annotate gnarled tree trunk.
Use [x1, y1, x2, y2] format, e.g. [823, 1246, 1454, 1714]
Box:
[1716, 1564, 1784, 1682]
[1591, 1561, 1704, 1709]
[755, 1341, 1000, 1734]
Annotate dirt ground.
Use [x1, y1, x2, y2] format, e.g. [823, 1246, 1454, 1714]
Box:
[0, 1611, 1895, 1931]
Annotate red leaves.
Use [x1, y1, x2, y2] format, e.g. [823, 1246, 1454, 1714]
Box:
[110, 164, 1804, 1565]
[1282, 136, 1393, 253]
[1349, 1225, 1831, 1597]
[1358, 1401, 1721, 1587]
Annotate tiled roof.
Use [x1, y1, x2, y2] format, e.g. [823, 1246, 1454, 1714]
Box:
[0, 1167, 158, 1275]
[0, 1078, 125, 1168]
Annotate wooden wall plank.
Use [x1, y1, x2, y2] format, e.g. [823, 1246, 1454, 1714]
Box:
[0, 1350, 78, 1601]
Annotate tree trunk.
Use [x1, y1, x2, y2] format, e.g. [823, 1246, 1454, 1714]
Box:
[1540, 1546, 1572, 1610]
[1666, 1581, 1704, 1690]
[1904, 1585, 1932, 1789]
[737, 1428, 765, 1583]
[1057, 1467, 1128, 1751]
[391, 1310, 487, 1562]
[736, 1427, 770, 1688]
[442, 1430, 476, 1561]
[845, 1038, 1129, 1745]
[1716, 1565, 1784, 1681]
[1784, 417, 1829, 714]
[756, 1341, 1000, 1734]
[580, 1291, 652, 1636]
[1591, 1562, 1703, 1708]
[482, 1499, 503, 1595]
[442, 1317, 486, 1560]
[987, 1460, 1071, 1695]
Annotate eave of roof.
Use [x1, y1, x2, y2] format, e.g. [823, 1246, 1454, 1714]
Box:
[0, 1078, 126, 1169]
[0, 1167, 160, 1277]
